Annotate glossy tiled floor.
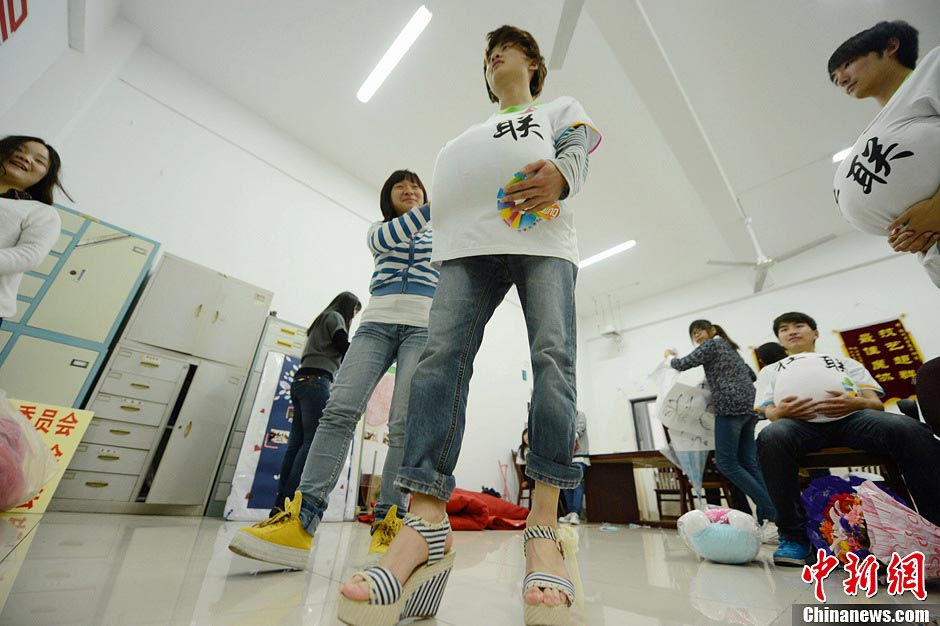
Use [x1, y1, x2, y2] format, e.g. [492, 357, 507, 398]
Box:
[0, 513, 937, 625]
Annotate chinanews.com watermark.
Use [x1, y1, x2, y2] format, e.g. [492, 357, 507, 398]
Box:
[793, 550, 937, 626]
[794, 605, 935, 625]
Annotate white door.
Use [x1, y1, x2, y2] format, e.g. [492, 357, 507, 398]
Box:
[144, 361, 244, 505]
[196, 277, 271, 368]
[29, 223, 155, 342]
[125, 255, 220, 356]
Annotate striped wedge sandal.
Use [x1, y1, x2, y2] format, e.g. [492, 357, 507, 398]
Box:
[337, 512, 455, 626]
[522, 525, 583, 626]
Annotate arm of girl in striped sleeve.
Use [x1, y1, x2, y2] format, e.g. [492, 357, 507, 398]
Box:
[367, 204, 431, 253]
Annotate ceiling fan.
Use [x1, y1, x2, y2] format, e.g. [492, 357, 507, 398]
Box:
[707, 217, 836, 293]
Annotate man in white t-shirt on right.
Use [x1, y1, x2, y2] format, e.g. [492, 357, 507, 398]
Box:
[755, 311, 940, 567]
[830, 20, 940, 287]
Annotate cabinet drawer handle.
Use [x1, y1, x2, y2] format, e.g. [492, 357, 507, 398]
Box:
[140, 362, 159, 368]
[109, 429, 131, 436]
[97, 454, 121, 461]
[129, 383, 150, 390]
[85, 481, 109, 488]
[119, 405, 141, 411]
[195, 304, 203, 317]
[276, 340, 292, 347]
[212, 310, 220, 323]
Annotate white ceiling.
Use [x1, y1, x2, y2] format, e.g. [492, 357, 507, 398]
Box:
[113, 0, 940, 313]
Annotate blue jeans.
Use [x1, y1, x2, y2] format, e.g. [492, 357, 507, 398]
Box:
[714, 413, 775, 523]
[561, 461, 587, 514]
[297, 322, 428, 534]
[396, 255, 582, 501]
[274, 374, 331, 506]
[757, 409, 940, 542]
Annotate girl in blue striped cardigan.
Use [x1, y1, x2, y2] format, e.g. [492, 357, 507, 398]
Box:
[229, 170, 438, 568]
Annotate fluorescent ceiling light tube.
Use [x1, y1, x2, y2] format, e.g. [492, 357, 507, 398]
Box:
[357, 5, 432, 103]
[832, 147, 852, 163]
[579, 240, 637, 268]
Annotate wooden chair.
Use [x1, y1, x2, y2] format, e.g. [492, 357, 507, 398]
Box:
[512, 450, 532, 508]
[653, 466, 685, 519]
[676, 452, 738, 512]
[799, 448, 913, 505]
[661, 427, 738, 514]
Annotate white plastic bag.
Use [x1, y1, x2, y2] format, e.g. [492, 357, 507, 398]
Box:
[0, 391, 59, 511]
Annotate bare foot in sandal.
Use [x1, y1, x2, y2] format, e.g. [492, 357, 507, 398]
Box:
[524, 514, 571, 608]
[340, 497, 454, 601]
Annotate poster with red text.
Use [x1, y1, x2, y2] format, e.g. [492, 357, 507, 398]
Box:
[8, 400, 93, 514]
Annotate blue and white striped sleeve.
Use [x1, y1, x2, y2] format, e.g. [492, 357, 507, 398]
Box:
[367, 204, 431, 253]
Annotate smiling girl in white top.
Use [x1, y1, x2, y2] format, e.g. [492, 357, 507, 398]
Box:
[0, 135, 66, 322]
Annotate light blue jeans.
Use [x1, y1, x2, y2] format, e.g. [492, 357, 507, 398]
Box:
[714, 413, 775, 523]
[297, 321, 428, 534]
[396, 255, 582, 501]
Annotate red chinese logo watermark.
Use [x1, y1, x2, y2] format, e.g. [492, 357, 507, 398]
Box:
[802, 549, 927, 602]
[0, 0, 28, 44]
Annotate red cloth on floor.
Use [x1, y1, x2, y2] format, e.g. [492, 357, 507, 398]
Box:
[446, 488, 529, 530]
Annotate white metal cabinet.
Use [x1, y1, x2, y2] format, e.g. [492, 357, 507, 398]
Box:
[83, 417, 159, 449]
[0, 336, 101, 406]
[206, 316, 306, 515]
[0, 205, 159, 408]
[124, 254, 272, 369]
[49, 253, 270, 515]
[198, 278, 273, 367]
[123, 256, 223, 357]
[27, 223, 156, 342]
[144, 360, 244, 505]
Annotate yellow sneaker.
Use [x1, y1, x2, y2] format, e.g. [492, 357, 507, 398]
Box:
[368, 505, 403, 555]
[228, 491, 312, 569]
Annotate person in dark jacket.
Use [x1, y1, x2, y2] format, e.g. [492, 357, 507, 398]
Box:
[270, 291, 360, 511]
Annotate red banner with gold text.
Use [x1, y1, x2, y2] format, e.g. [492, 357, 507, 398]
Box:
[837, 318, 923, 402]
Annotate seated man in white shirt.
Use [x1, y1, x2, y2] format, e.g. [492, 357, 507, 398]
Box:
[755, 311, 940, 567]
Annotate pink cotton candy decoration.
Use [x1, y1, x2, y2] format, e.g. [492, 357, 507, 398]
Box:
[704, 508, 731, 524]
[856, 480, 940, 581]
[0, 417, 28, 510]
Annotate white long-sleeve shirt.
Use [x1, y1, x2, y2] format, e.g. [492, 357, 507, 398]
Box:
[0, 197, 61, 318]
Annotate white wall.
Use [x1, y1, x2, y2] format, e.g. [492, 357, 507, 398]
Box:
[578, 234, 940, 455]
[1, 15, 536, 501]
[0, 0, 68, 117]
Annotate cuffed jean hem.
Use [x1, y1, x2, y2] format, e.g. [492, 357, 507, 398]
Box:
[374, 501, 406, 522]
[526, 450, 582, 490]
[394, 469, 456, 503]
[299, 499, 322, 534]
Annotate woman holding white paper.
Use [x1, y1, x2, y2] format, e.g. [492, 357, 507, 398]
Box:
[664, 320, 776, 531]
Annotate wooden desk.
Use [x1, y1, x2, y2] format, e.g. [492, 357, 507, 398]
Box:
[584, 451, 680, 529]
